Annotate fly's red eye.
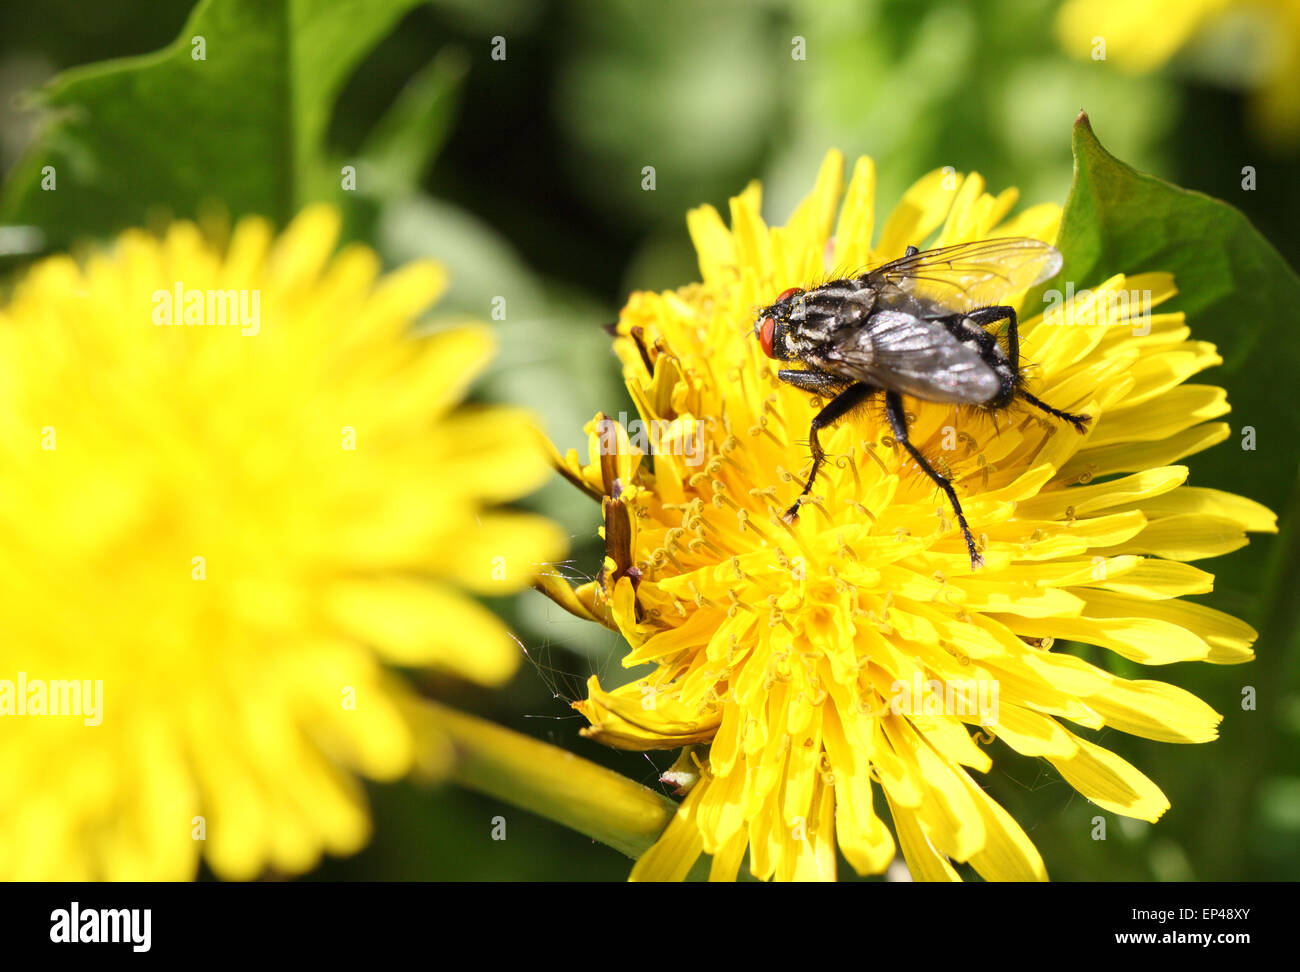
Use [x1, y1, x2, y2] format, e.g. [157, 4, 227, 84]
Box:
[776, 287, 800, 302]
[759, 317, 776, 357]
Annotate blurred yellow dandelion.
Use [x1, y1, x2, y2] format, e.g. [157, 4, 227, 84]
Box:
[0, 205, 565, 880]
[543, 151, 1275, 881]
[1057, 0, 1300, 143]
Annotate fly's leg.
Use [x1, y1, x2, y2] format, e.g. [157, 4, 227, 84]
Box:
[884, 390, 983, 570]
[776, 373, 874, 521]
[776, 368, 854, 398]
[963, 305, 1090, 434]
[1020, 390, 1090, 433]
[963, 305, 1019, 361]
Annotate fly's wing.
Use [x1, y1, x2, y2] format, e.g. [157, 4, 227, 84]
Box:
[824, 310, 1001, 404]
[864, 238, 1062, 314]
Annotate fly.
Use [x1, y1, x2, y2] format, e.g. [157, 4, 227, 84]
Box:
[753, 237, 1090, 570]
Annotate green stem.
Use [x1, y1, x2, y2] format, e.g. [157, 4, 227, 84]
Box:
[420, 700, 678, 860]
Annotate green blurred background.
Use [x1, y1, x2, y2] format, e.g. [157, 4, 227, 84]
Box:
[1, 0, 1296, 880]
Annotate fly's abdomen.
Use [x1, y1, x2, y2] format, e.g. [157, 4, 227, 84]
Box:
[850, 310, 1003, 405]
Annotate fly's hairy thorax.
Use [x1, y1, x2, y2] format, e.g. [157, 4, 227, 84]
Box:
[783, 279, 878, 357]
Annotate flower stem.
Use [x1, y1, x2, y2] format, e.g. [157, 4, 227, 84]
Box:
[418, 699, 677, 860]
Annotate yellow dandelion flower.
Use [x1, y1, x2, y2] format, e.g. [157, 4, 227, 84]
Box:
[0, 204, 565, 880]
[1057, 0, 1300, 143]
[543, 151, 1275, 881]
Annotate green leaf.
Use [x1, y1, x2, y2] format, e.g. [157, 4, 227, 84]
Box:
[356, 47, 467, 199]
[1055, 111, 1299, 597]
[2, 0, 431, 245]
[1055, 111, 1300, 881]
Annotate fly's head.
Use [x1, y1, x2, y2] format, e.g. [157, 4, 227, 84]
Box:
[754, 286, 807, 361]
